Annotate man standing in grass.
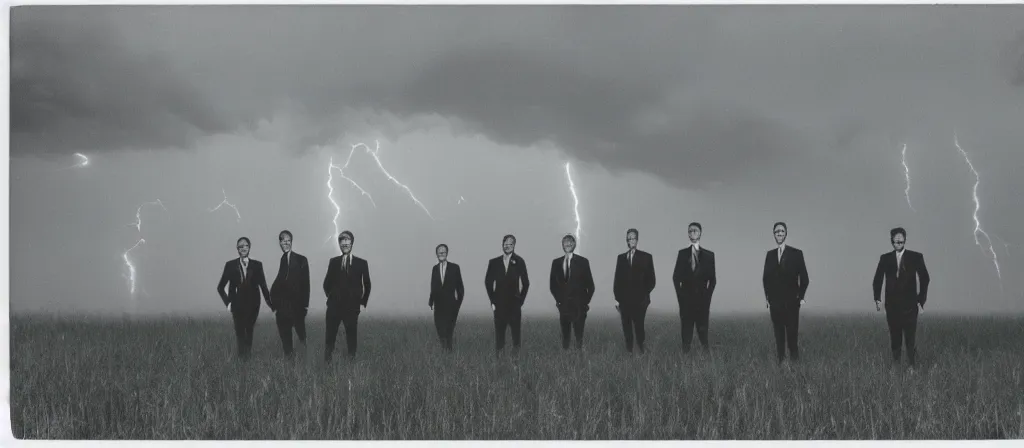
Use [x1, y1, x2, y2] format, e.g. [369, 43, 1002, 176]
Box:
[322, 230, 372, 363]
[872, 227, 930, 368]
[429, 243, 465, 350]
[271, 230, 310, 359]
[672, 222, 717, 354]
[217, 236, 272, 361]
[548, 234, 595, 350]
[485, 234, 530, 355]
[762, 222, 809, 364]
[613, 228, 657, 353]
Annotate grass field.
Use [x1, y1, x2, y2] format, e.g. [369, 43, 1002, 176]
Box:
[9, 313, 1024, 439]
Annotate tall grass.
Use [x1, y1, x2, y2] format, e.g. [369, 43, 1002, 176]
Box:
[10, 313, 1024, 439]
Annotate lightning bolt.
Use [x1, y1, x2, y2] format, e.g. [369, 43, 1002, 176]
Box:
[73, 153, 89, 168]
[208, 189, 241, 222]
[356, 140, 433, 220]
[565, 162, 582, 248]
[324, 153, 377, 244]
[900, 144, 915, 212]
[954, 132, 1002, 284]
[122, 239, 146, 296]
[128, 199, 167, 232]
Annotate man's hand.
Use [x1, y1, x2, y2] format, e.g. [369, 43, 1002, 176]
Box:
[765, 300, 770, 310]
[491, 304, 496, 312]
[614, 303, 620, 313]
[800, 299, 806, 306]
[875, 300, 881, 311]
[430, 305, 434, 311]
[361, 304, 367, 311]
[919, 303, 924, 314]
[226, 303, 231, 312]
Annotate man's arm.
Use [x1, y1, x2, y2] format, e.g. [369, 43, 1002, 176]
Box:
[217, 262, 231, 307]
[519, 259, 530, 303]
[549, 259, 559, 304]
[323, 258, 335, 298]
[300, 257, 311, 311]
[872, 255, 885, 304]
[671, 250, 684, 298]
[797, 251, 810, 301]
[428, 266, 436, 308]
[645, 253, 656, 295]
[917, 253, 930, 307]
[706, 251, 717, 300]
[360, 260, 371, 307]
[454, 265, 465, 302]
[484, 260, 496, 305]
[583, 258, 596, 305]
[257, 262, 273, 310]
[762, 252, 771, 303]
[612, 256, 624, 303]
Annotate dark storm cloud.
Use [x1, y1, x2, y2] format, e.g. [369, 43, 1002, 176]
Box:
[369, 44, 809, 190]
[9, 8, 231, 156]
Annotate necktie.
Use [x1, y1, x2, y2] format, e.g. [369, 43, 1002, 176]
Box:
[286, 253, 290, 280]
[343, 256, 349, 272]
[279, 253, 288, 280]
[564, 257, 569, 278]
[778, 247, 783, 263]
[628, 251, 633, 266]
[691, 248, 697, 271]
[440, 263, 445, 285]
[240, 261, 247, 283]
[897, 253, 904, 278]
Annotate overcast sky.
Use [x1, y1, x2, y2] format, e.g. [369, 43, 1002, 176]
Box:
[9, 5, 1024, 317]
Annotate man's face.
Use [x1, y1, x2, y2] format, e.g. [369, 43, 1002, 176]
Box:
[773, 225, 788, 245]
[688, 226, 702, 244]
[339, 237, 353, 254]
[237, 240, 250, 258]
[436, 246, 448, 263]
[626, 232, 638, 250]
[279, 234, 292, 253]
[562, 238, 575, 254]
[892, 234, 906, 251]
[502, 238, 515, 255]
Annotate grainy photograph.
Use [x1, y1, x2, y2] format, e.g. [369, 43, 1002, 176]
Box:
[6, 3, 1024, 440]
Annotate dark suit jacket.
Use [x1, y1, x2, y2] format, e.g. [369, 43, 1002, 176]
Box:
[549, 254, 595, 316]
[271, 251, 310, 313]
[672, 246, 717, 304]
[217, 258, 271, 314]
[762, 246, 810, 305]
[429, 261, 465, 310]
[484, 253, 530, 310]
[613, 249, 656, 308]
[322, 254, 372, 314]
[872, 249, 930, 310]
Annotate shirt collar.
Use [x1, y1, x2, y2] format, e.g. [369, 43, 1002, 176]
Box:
[692, 243, 700, 252]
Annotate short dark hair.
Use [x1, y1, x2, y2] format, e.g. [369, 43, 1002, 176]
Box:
[279, 230, 293, 241]
[688, 222, 702, 232]
[236, 236, 251, 247]
[773, 222, 788, 232]
[562, 234, 576, 245]
[436, 243, 449, 253]
[339, 230, 354, 243]
[626, 228, 639, 239]
[502, 234, 516, 245]
[890, 227, 907, 242]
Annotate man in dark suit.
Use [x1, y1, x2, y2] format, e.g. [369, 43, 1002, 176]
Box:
[429, 243, 465, 350]
[762, 222, 810, 364]
[672, 222, 717, 353]
[484, 234, 530, 354]
[270, 230, 310, 358]
[549, 234, 595, 350]
[217, 236, 272, 360]
[322, 230, 372, 362]
[872, 227, 930, 367]
[613, 228, 657, 353]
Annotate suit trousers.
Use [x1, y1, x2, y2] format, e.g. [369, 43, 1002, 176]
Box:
[494, 306, 522, 352]
[679, 296, 711, 352]
[325, 306, 359, 361]
[433, 304, 460, 350]
[558, 307, 587, 349]
[274, 304, 307, 356]
[619, 302, 648, 352]
[231, 308, 258, 359]
[769, 301, 800, 362]
[886, 306, 919, 365]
